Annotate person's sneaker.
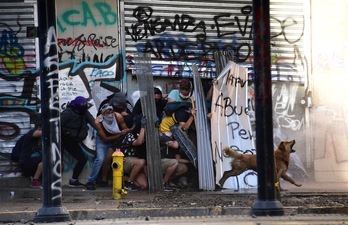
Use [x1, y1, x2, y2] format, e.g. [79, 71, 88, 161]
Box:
[178, 176, 188, 188]
[68, 179, 85, 188]
[31, 179, 43, 189]
[86, 182, 96, 190]
[163, 183, 176, 192]
[124, 181, 139, 191]
[168, 180, 179, 188]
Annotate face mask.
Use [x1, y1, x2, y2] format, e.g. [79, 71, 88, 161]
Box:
[179, 92, 190, 99]
[103, 113, 114, 123]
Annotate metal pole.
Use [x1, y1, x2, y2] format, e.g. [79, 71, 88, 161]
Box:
[251, 0, 284, 216]
[34, 0, 71, 222]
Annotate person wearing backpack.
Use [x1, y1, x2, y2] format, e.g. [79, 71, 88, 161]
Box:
[61, 96, 97, 187]
[17, 116, 43, 188]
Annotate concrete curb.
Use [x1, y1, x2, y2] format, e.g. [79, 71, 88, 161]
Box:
[5, 206, 345, 223]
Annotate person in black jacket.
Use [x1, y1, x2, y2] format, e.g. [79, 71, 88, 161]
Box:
[18, 116, 43, 188]
[61, 96, 97, 187]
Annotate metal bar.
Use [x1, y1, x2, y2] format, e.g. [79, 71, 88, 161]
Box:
[251, 0, 284, 216]
[134, 53, 163, 193]
[34, 0, 71, 223]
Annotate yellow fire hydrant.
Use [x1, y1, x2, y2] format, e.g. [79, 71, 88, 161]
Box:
[111, 149, 127, 199]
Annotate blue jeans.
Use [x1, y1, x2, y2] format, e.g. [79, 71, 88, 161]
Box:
[87, 135, 114, 183]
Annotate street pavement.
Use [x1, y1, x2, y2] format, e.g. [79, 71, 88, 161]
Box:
[1, 179, 348, 224]
[5, 215, 348, 225]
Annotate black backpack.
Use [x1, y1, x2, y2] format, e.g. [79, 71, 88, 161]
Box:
[11, 135, 25, 162]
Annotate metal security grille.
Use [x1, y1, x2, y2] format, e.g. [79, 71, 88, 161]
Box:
[0, 1, 38, 153]
[121, 0, 306, 82]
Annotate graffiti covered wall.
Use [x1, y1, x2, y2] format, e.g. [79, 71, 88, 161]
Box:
[0, 1, 39, 177]
[123, 0, 306, 82]
[1, 0, 311, 184]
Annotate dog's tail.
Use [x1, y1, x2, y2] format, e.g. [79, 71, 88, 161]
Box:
[223, 147, 243, 159]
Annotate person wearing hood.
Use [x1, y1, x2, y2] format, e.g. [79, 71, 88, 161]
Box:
[61, 96, 97, 187]
[96, 89, 133, 117]
[109, 92, 134, 128]
[17, 114, 43, 188]
[132, 87, 167, 134]
[85, 103, 130, 190]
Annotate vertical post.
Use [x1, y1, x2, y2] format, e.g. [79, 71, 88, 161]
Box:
[34, 0, 71, 222]
[251, 0, 284, 216]
[135, 53, 163, 192]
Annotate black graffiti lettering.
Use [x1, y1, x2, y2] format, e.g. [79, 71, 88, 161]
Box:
[58, 33, 118, 52]
[235, 43, 251, 62]
[126, 22, 148, 42]
[227, 121, 252, 140]
[126, 6, 207, 42]
[171, 14, 195, 31]
[213, 13, 236, 38]
[237, 5, 253, 37]
[133, 6, 153, 21]
[142, 38, 197, 59]
[224, 97, 247, 117]
[213, 6, 252, 39]
[214, 94, 249, 117]
[270, 16, 304, 45]
[224, 73, 248, 88]
[214, 93, 224, 117]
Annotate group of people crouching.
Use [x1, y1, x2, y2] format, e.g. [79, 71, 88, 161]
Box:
[17, 79, 199, 192]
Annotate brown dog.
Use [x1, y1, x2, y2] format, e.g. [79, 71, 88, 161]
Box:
[219, 140, 302, 191]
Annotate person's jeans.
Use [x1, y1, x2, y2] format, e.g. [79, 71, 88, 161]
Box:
[87, 135, 114, 183]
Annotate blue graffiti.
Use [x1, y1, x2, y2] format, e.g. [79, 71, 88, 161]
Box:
[0, 29, 24, 59]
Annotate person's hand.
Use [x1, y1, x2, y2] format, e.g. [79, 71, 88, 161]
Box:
[121, 128, 130, 134]
[141, 116, 147, 128]
[191, 108, 197, 117]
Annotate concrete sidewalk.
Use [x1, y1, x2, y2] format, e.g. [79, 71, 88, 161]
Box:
[1, 179, 348, 223]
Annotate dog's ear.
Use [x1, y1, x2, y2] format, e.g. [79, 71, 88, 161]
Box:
[278, 141, 286, 151]
[222, 147, 230, 157]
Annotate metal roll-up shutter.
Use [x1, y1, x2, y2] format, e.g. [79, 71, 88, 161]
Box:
[121, 0, 305, 82]
[0, 1, 38, 158]
[269, 0, 306, 83]
[122, 0, 254, 78]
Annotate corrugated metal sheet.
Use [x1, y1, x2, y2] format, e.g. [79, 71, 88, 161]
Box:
[122, 0, 306, 82]
[0, 1, 38, 156]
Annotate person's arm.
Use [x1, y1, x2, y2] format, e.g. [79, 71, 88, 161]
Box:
[132, 127, 145, 146]
[179, 108, 196, 131]
[85, 110, 97, 130]
[114, 112, 130, 132]
[167, 90, 178, 102]
[175, 154, 190, 164]
[205, 78, 216, 101]
[60, 109, 71, 127]
[131, 116, 147, 146]
[95, 117, 127, 142]
[32, 129, 42, 138]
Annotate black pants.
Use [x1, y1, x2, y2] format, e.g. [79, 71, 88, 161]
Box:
[61, 138, 87, 180]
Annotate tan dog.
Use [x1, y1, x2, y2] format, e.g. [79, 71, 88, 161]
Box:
[219, 140, 302, 191]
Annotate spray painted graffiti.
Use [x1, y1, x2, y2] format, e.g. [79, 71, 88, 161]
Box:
[57, 0, 120, 64]
[42, 26, 62, 200]
[0, 1, 123, 182]
[125, 5, 307, 82]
